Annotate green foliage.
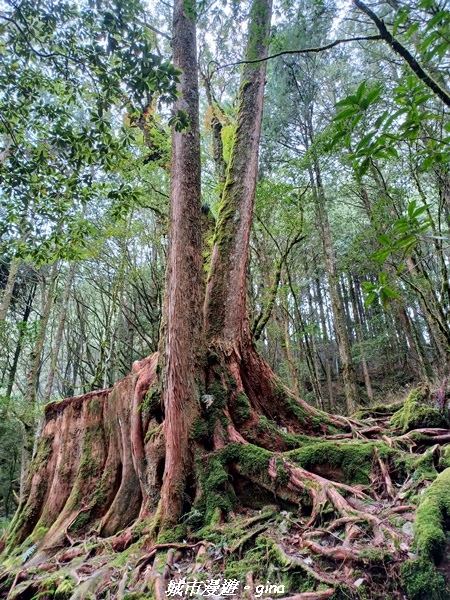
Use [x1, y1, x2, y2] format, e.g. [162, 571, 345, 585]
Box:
[0, 0, 179, 266]
[362, 271, 399, 308]
[168, 109, 191, 132]
[332, 80, 399, 175]
[368, 201, 433, 271]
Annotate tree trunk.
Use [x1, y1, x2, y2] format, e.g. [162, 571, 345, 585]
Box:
[156, 0, 204, 530]
[315, 276, 334, 410]
[348, 273, 373, 401]
[280, 278, 301, 397]
[44, 262, 76, 402]
[205, 0, 273, 346]
[20, 261, 59, 498]
[311, 163, 359, 414]
[306, 119, 359, 413]
[5, 282, 37, 401]
[0, 257, 20, 323]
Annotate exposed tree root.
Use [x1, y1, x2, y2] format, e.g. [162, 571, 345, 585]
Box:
[0, 356, 449, 599]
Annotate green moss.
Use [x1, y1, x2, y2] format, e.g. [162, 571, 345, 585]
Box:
[287, 440, 389, 486]
[283, 392, 339, 436]
[391, 384, 448, 433]
[31, 434, 54, 470]
[71, 510, 91, 531]
[55, 577, 76, 599]
[32, 573, 76, 599]
[141, 384, 161, 416]
[242, 414, 322, 451]
[190, 367, 238, 443]
[28, 525, 48, 544]
[111, 540, 143, 568]
[439, 445, 450, 470]
[157, 524, 187, 544]
[223, 536, 323, 594]
[396, 447, 437, 483]
[414, 467, 450, 562]
[221, 443, 272, 481]
[355, 402, 403, 420]
[196, 453, 237, 524]
[400, 557, 450, 599]
[191, 417, 209, 440]
[223, 537, 283, 580]
[221, 124, 235, 165]
[275, 457, 290, 486]
[234, 392, 251, 424]
[195, 444, 273, 525]
[145, 425, 162, 444]
[78, 426, 104, 480]
[207, 383, 228, 409]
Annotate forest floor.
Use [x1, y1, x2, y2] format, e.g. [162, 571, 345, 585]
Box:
[1, 380, 450, 600]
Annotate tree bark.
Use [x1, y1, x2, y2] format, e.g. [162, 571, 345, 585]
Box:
[311, 161, 359, 414]
[315, 277, 334, 410]
[348, 273, 373, 401]
[205, 0, 273, 346]
[5, 282, 37, 402]
[156, 0, 204, 529]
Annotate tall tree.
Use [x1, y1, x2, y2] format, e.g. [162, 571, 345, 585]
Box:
[156, 0, 204, 529]
[3, 3, 450, 600]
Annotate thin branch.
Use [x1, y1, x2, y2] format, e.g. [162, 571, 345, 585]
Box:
[252, 232, 304, 341]
[144, 22, 171, 41]
[352, 0, 450, 109]
[212, 35, 382, 72]
[0, 15, 66, 59]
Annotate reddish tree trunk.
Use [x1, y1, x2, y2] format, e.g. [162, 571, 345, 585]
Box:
[157, 0, 204, 529]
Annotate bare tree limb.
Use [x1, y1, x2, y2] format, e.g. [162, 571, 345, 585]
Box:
[213, 35, 382, 72]
[352, 0, 450, 109]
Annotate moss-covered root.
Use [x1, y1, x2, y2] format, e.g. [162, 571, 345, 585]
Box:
[414, 467, 450, 562]
[391, 384, 449, 433]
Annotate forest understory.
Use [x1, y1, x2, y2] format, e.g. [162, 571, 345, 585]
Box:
[1, 350, 450, 600]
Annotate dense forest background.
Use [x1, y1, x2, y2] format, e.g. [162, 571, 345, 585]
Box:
[0, 0, 449, 541]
